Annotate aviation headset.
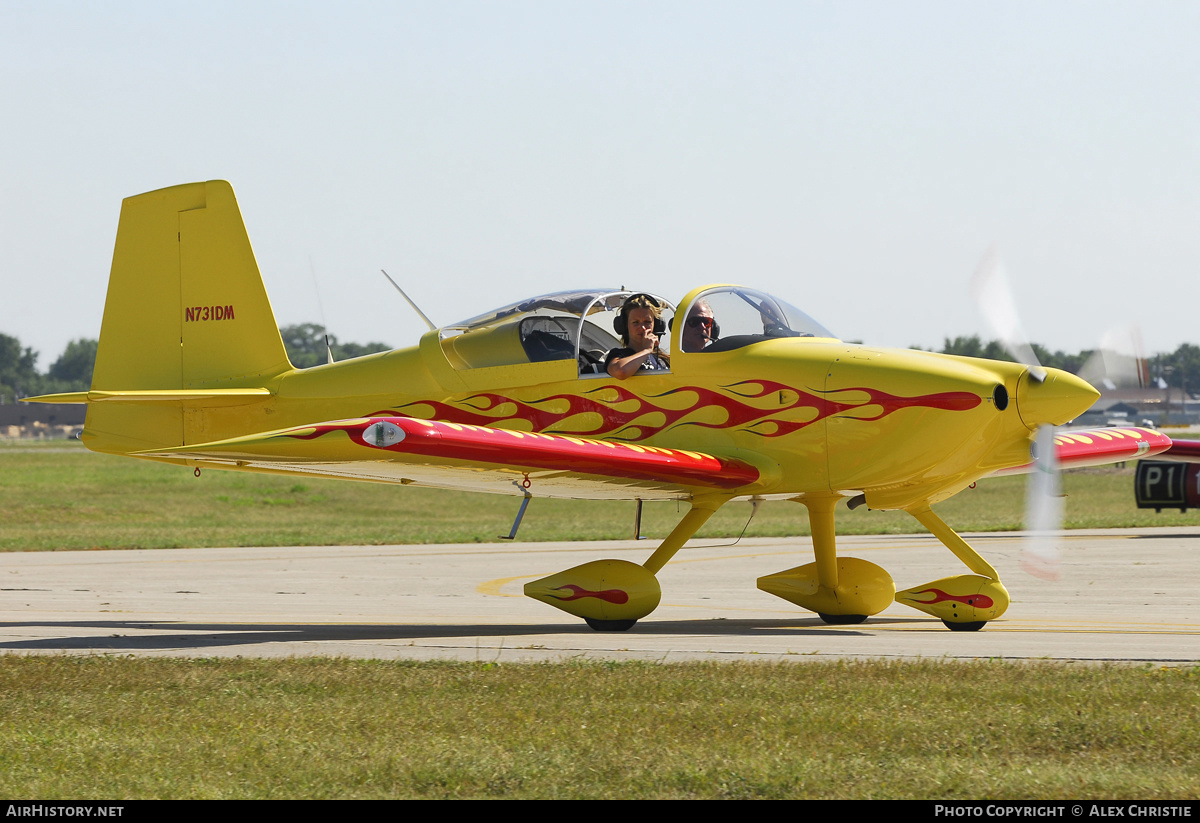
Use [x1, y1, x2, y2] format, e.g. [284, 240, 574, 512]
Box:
[613, 293, 667, 342]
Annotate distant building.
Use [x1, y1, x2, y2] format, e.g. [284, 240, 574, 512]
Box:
[1075, 387, 1200, 427]
[0, 402, 85, 439]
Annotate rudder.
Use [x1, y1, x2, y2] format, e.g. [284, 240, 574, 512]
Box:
[86, 180, 292, 453]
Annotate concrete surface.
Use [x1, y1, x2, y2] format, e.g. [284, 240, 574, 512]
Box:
[2, 528, 1197, 664]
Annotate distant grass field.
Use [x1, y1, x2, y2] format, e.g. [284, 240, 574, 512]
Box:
[4, 439, 1200, 551]
[0, 657, 1195, 799]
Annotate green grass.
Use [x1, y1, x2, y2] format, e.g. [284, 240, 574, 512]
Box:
[4, 446, 1198, 800]
[0, 657, 1195, 799]
[4, 440, 1200, 550]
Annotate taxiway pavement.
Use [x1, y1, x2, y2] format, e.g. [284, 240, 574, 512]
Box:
[2, 528, 1198, 664]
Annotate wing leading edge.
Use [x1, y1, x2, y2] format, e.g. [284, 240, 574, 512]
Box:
[143, 416, 764, 500]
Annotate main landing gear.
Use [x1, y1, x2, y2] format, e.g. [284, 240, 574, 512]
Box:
[524, 497, 727, 630]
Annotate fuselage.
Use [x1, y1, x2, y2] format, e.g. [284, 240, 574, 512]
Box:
[99, 291, 1096, 510]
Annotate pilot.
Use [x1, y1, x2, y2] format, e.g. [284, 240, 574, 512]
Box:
[679, 299, 718, 353]
[605, 294, 670, 379]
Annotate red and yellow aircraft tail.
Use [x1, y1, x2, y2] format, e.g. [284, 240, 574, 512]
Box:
[44, 180, 293, 454]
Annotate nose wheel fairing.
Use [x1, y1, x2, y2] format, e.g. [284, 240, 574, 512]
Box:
[895, 575, 1010, 624]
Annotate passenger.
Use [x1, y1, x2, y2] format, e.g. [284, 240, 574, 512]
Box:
[679, 299, 718, 352]
[605, 294, 670, 379]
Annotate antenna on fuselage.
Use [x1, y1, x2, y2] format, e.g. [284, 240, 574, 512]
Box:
[381, 269, 437, 332]
[309, 256, 335, 364]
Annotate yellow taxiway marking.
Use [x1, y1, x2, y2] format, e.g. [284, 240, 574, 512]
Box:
[475, 574, 539, 598]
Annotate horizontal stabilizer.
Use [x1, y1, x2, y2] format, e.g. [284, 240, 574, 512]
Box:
[20, 392, 90, 404]
[23, 389, 272, 406]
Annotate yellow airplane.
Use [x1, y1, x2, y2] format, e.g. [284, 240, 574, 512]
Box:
[25, 180, 1173, 632]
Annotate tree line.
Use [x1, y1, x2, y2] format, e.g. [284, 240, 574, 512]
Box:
[0, 336, 97, 402]
[277, 323, 391, 369]
[0, 325, 391, 403]
[5, 328, 1200, 402]
[928, 335, 1200, 392]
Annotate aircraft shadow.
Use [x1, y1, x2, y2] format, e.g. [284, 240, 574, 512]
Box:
[0, 615, 936, 652]
[1132, 532, 1200, 540]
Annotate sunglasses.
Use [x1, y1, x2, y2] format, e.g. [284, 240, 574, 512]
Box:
[686, 316, 714, 329]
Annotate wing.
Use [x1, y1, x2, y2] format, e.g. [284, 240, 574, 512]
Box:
[990, 426, 1172, 476]
[143, 416, 763, 500]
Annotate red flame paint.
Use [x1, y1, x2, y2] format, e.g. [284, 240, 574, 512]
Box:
[369, 380, 980, 443]
[549, 585, 630, 604]
[907, 588, 994, 609]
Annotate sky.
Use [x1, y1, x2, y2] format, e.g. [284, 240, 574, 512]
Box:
[2, 1, 1198, 369]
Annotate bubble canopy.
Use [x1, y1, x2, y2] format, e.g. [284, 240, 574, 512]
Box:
[446, 289, 656, 334]
[434, 286, 837, 373]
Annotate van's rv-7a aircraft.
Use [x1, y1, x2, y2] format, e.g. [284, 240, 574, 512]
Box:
[25, 180, 1180, 632]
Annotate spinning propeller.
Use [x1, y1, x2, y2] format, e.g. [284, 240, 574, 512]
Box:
[972, 249, 1145, 579]
[971, 249, 1065, 580]
[970, 248, 1047, 385]
[1077, 325, 1148, 393]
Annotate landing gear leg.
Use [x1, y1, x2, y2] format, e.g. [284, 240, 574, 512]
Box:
[524, 496, 730, 629]
[897, 504, 1010, 630]
[640, 500, 723, 574]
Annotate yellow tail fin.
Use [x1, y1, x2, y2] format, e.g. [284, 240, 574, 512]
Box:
[86, 180, 292, 453]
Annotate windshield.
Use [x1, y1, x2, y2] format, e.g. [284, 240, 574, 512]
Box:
[678, 287, 837, 353]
